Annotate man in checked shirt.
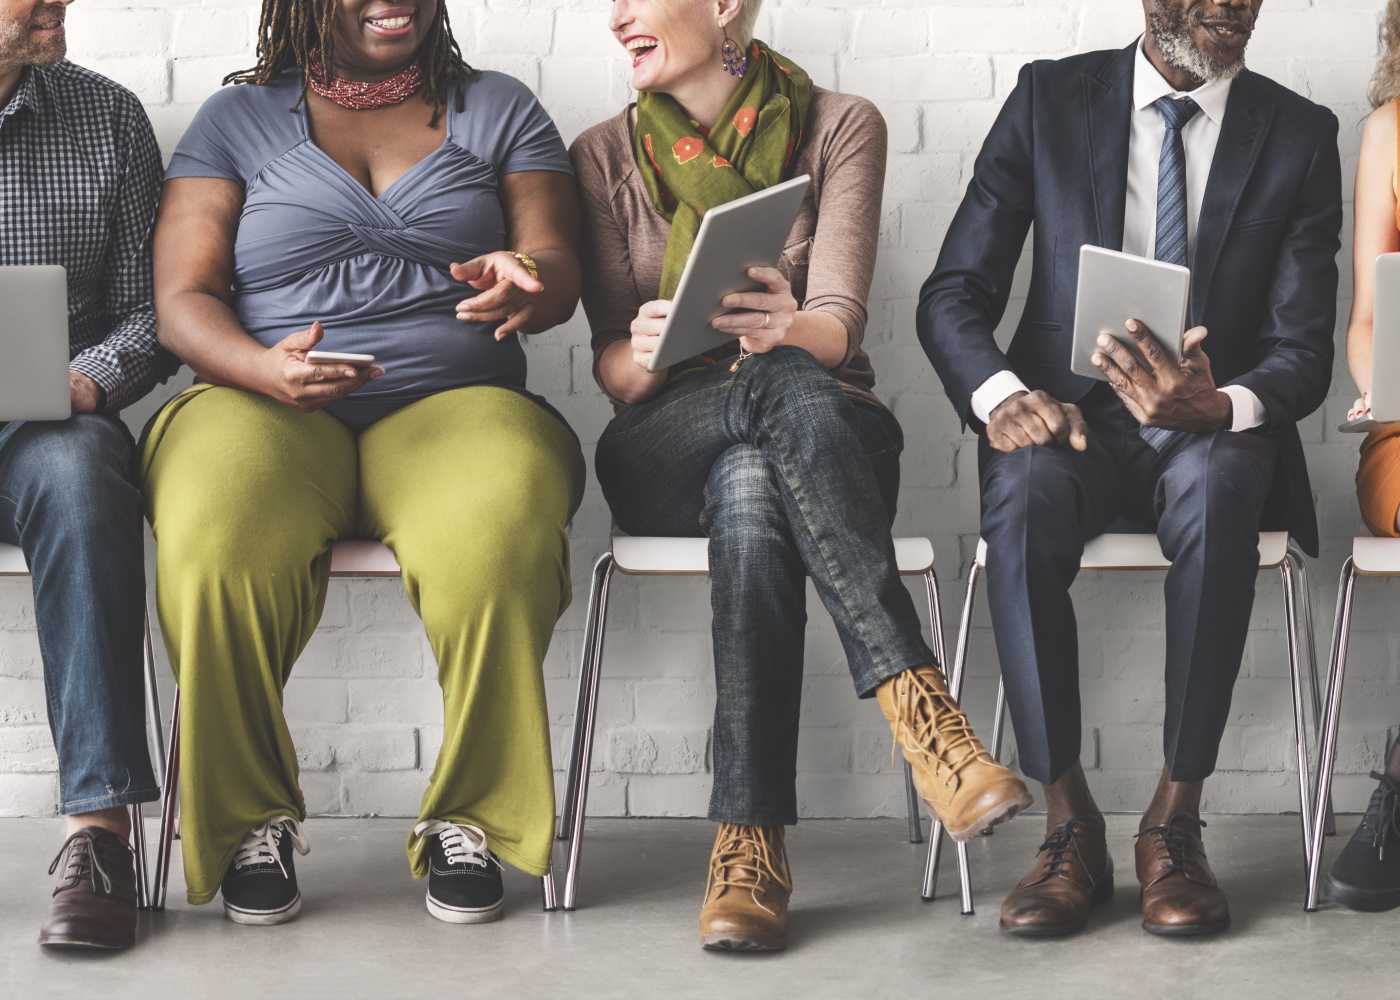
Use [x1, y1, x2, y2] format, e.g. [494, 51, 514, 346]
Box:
[0, 0, 175, 951]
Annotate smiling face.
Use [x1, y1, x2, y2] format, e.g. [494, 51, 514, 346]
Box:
[610, 0, 727, 95]
[0, 0, 71, 69]
[1144, 0, 1262, 83]
[326, 0, 438, 79]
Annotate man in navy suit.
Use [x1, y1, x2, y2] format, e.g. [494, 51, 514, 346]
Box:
[918, 0, 1340, 938]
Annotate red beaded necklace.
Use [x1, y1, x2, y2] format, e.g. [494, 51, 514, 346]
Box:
[306, 52, 423, 111]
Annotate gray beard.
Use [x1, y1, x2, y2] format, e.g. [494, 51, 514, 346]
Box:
[1146, 6, 1247, 84]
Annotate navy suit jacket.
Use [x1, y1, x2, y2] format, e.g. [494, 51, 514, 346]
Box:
[917, 42, 1342, 555]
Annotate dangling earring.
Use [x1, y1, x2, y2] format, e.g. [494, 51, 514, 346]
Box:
[721, 28, 748, 77]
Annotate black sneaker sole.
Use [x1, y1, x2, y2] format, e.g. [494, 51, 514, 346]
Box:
[224, 894, 302, 926]
[425, 892, 503, 925]
[1326, 875, 1400, 912]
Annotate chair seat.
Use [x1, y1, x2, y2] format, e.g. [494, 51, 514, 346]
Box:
[610, 535, 936, 576]
[328, 540, 401, 577]
[1353, 536, 1400, 575]
[974, 531, 1291, 571]
[0, 544, 27, 576]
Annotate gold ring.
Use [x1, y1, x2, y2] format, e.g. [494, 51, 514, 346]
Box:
[762, 311, 771, 329]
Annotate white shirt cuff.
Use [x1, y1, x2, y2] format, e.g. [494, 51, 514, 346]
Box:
[970, 370, 1031, 424]
[1220, 385, 1266, 432]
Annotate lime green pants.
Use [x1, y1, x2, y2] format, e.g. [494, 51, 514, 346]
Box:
[142, 385, 583, 904]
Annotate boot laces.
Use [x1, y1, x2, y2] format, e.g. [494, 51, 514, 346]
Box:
[1135, 817, 1207, 874]
[233, 817, 309, 878]
[709, 824, 791, 916]
[1037, 820, 1090, 879]
[890, 668, 989, 786]
[48, 830, 124, 896]
[413, 819, 500, 871]
[1360, 771, 1400, 861]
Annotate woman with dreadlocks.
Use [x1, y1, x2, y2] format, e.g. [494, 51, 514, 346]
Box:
[145, 0, 584, 926]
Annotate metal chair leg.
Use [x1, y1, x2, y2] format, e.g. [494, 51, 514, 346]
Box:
[562, 556, 614, 911]
[557, 554, 614, 844]
[142, 607, 167, 788]
[922, 562, 980, 914]
[153, 688, 181, 912]
[130, 803, 149, 911]
[1289, 547, 1334, 836]
[1280, 559, 1314, 874]
[540, 866, 558, 912]
[1306, 558, 1357, 911]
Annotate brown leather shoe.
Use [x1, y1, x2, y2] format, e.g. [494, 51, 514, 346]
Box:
[875, 666, 1032, 840]
[38, 827, 138, 951]
[699, 824, 791, 952]
[1135, 813, 1230, 937]
[1000, 815, 1114, 937]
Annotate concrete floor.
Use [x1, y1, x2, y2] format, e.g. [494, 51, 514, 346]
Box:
[0, 815, 1392, 999]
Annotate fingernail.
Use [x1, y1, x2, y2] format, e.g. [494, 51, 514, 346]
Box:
[1096, 335, 1110, 348]
[1126, 320, 1138, 331]
[370, 368, 384, 379]
[1091, 353, 1102, 365]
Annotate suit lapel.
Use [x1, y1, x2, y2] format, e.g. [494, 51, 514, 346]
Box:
[1191, 72, 1274, 324]
[1084, 43, 1137, 253]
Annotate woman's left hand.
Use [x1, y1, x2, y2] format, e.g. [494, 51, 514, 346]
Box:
[711, 266, 798, 354]
[452, 251, 546, 341]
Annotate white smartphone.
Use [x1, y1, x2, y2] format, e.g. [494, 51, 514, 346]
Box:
[306, 350, 377, 367]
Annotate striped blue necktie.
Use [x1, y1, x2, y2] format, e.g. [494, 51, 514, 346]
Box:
[1140, 96, 1201, 452]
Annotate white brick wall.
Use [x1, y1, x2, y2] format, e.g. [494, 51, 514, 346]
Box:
[0, 0, 1392, 818]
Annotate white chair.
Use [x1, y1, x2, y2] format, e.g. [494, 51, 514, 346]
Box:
[556, 535, 971, 912]
[1306, 536, 1400, 910]
[0, 543, 165, 910]
[927, 531, 1325, 911]
[150, 541, 559, 912]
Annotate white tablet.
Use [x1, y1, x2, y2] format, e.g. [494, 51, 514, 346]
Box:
[1341, 253, 1400, 433]
[647, 175, 812, 372]
[1071, 246, 1190, 382]
[0, 265, 71, 421]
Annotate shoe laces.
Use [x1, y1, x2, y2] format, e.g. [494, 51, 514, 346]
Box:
[1360, 771, 1400, 861]
[889, 668, 989, 786]
[48, 830, 124, 897]
[708, 824, 791, 917]
[1036, 819, 1092, 880]
[1135, 816, 1207, 874]
[233, 817, 308, 877]
[413, 820, 499, 871]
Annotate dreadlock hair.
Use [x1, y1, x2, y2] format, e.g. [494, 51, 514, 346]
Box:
[224, 0, 477, 124]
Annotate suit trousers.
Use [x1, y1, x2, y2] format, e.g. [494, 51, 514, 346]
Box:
[977, 386, 1278, 785]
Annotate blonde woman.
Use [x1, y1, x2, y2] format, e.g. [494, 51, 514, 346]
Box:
[572, 0, 1030, 951]
[1332, 0, 1400, 912]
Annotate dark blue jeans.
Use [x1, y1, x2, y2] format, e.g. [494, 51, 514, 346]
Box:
[596, 349, 935, 826]
[0, 416, 158, 814]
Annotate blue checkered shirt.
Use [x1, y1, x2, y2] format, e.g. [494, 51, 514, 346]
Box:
[0, 61, 175, 411]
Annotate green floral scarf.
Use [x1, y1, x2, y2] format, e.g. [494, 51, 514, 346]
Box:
[633, 41, 813, 299]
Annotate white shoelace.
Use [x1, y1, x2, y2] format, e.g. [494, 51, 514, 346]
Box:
[413, 820, 497, 870]
[233, 816, 310, 877]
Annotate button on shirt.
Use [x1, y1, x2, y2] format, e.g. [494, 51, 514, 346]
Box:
[0, 62, 171, 411]
[970, 41, 1266, 432]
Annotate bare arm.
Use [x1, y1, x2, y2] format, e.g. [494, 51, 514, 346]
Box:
[1347, 105, 1400, 399]
[154, 176, 376, 410]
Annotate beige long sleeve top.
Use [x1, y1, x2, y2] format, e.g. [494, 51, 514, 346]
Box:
[570, 87, 889, 410]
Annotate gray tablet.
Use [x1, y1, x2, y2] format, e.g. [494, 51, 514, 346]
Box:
[647, 175, 812, 372]
[1070, 245, 1190, 382]
[1340, 253, 1400, 433]
[0, 266, 71, 421]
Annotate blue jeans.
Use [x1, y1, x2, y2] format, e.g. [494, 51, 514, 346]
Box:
[0, 416, 158, 814]
[595, 349, 935, 825]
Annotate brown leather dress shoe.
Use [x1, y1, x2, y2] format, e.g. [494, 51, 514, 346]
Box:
[1000, 815, 1114, 937]
[1135, 813, 1230, 937]
[876, 666, 1032, 840]
[699, 824, 791, 952]
[38, 827, 138, 951]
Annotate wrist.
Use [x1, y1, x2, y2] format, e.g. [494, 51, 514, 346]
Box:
[1215, 390, 1233, 430]
[989, 390, 1028, 420]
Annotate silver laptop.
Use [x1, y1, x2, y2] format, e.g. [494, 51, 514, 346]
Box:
[0, 266, 71, 421]
[1342, 254, 1400, 433]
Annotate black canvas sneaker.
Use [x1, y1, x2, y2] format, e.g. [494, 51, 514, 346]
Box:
[1329, 738, 1400, 911]
[414, 820, 504, 924]
[222, 817, 309, 925]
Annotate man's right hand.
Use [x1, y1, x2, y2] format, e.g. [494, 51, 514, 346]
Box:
[258, 322, 382, 413]
[986, 390, 1088, 453]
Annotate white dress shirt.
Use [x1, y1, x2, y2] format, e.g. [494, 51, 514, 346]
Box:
[969, 41, 1266, 431]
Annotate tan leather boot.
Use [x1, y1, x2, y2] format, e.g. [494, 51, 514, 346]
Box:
[876, 665, 1032, 840]
[698, 824, 792, 952]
